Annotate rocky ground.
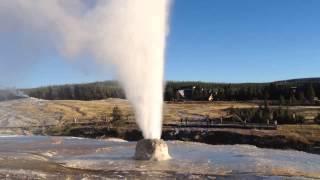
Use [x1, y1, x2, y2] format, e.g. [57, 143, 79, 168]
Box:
[0, 98, 59, 135]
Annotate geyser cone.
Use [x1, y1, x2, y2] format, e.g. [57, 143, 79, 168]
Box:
[134, 139, 171, 161]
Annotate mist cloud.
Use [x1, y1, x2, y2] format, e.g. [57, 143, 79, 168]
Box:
[0, 0, 172, 139]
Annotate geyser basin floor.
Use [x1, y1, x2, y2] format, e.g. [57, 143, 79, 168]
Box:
[0, 136, 320, 179]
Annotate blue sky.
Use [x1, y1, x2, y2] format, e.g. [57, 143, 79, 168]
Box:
[3, 0, 320, 88]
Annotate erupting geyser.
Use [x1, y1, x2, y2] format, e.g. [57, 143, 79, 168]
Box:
[0, 0, 172, 160]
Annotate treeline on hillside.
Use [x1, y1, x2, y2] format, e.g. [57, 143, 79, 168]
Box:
[24, 79, 320, 105]
[165, 81, 320, 105]
[25, 81, 125, 100]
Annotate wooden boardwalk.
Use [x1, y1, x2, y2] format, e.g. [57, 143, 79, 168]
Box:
[163, 123, 277, 130]
[0, 120, 277, 132]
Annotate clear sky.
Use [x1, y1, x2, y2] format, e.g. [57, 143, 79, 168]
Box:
[3, 0, 320, 88]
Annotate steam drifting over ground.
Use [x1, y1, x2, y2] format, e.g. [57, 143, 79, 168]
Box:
[0, 0, 172, 139]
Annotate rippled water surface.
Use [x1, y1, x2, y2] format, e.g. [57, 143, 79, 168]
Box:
[0, 135, 319, 179]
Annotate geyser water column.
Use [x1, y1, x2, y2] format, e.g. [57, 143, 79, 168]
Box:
[101, 0, 173, 160]
[106, 0, 173, 160]
[0, 0, 172, 160]
[89, 0, 172, 140]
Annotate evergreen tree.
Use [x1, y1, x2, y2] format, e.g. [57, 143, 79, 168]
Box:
[111, 106, 123, 122]
[306, 83, 315, 104]
[279, 95, 286, 105]
[289, 94, 297, 105]
[164, 87, 175, 101]
[298, 92, 305, 104]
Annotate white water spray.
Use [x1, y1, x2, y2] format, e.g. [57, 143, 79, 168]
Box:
[0, 0, 172, 139]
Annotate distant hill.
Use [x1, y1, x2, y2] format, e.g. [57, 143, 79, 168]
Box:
[275, 78, 320, 84]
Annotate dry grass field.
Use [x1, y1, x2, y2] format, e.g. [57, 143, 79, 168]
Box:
[2, 97, 320, 126]
[2, 98, 258, 126]
[278, 125, 320, 144]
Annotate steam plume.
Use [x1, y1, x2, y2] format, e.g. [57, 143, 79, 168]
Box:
[0, 0, 172, 139]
